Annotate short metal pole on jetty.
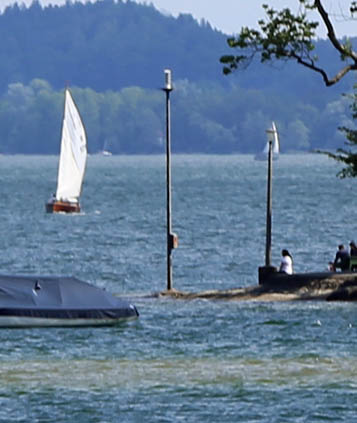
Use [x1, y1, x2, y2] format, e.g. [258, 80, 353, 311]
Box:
[163, 69, 178, 291]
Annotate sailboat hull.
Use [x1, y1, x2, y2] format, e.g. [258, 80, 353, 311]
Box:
[46, 200, 80, 214]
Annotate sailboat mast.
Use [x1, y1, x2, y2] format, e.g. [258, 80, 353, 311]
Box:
[55, 88, 68, 200]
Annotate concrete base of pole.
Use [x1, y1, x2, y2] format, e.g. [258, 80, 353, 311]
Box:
[258, 266, 278, 285]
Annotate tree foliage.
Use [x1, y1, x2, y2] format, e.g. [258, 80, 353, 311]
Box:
[220, 0, 357, 176]
[0, 0, 227, 93]
[0, 1, 354, 156]
[0, 78, 352, 155]
[220, 1, 357, 86]
[321, 85, 357, 178]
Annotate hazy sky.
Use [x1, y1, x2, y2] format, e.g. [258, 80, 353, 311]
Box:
[0, 0, 355, 38]
[132, 0, 356, 37]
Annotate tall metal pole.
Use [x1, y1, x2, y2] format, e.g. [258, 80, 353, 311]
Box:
[163, 69, 174, 291]
[265, 133, 273, 267]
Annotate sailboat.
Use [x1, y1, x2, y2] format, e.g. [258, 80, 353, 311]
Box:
[46, 88, 87, 213]
[101, 139, 112, 156]
[255, 121, 280, 161]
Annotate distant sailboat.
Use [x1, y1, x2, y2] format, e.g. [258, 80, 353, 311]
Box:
[255, 121, 280, 161]
[101, 139, 112, 156]
[46, 88, 87, 213]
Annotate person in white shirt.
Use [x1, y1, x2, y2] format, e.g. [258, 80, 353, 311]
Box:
[279, 249, 293, 274]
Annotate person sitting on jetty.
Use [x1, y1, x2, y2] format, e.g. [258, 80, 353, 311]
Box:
[332, 244, 350, 272]
[350, 241, 357, 257]
[279, 249, 293, 275]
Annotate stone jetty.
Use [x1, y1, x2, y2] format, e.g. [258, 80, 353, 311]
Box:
[158, 272, 357, 302]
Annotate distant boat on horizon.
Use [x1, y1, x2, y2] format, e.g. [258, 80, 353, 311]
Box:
[255, 121, 280, 161]
[46, 88, 87, 213]
[100, 139, 113, 156]
[101, 149, 112, 156]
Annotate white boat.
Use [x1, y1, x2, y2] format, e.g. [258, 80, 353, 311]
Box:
[46, 88, 87, 213]
[255, 121, 280, 161]
[101, 139, 113, 156]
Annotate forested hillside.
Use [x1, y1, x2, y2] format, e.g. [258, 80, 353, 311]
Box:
[0, 0, 227, 92]
[0, 0, 355, 154]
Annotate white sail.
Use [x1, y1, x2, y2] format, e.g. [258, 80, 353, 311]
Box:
[56, 89, 87, 202]
[255, 121, 280, 161]
[271, 121, 280, 154]
[265, 122, 279, 154]
[262, 140, 269, 154]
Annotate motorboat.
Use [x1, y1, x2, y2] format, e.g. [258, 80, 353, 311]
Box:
[0, 274, 139, 327]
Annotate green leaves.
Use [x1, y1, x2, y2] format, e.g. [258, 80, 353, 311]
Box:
[319, 85, 357, 178]
[221, 1, 357, 177]
[220, 1, 356, 87]
[220, 3, 318, 74]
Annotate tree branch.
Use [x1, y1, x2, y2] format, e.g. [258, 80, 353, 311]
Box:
[315, 0, 357, 61]
[291, 51, 357, 85]
[220, 1, 357, 86]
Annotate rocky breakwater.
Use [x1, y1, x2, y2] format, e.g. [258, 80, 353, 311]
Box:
[158, 272, 357, 302]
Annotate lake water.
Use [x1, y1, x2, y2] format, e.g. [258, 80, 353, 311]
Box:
[0, 154, 356, 422]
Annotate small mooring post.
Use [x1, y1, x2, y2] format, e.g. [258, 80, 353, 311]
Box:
[163, 69, 178, 291]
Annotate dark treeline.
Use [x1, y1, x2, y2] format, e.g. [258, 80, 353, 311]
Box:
[0, 78, 352, 154]
[0, 0, 355, 154]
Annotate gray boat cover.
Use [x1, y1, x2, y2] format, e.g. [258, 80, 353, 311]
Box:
[0, 274, 138, 320]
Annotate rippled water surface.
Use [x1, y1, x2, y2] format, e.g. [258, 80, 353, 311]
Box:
[0, 154, 356, 422]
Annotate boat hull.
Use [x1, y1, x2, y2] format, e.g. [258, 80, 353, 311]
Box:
[0, 314, 138, 328]
[0, 274, 139, 327]
[46, 200, 80, 213]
